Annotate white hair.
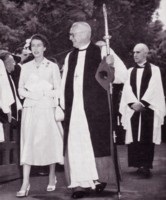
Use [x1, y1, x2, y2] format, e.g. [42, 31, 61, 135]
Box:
[71, 22, 91, 32]
[71, 22, 92, 40]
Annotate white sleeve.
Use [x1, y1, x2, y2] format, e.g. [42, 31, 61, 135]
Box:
[0, 60, 14, 113]
[142, 66, 166, 120]
[60, 53, 70, 109]
[101, 46, 128, 84]
[45, 63, 61, 105]
[18, 66, 42, 100]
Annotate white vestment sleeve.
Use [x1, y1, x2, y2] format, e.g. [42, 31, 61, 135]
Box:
[119, 68, 139, 144]
[0, 59, 14, 113]
[0, 59, 15, 143]
[101, 46, 128, 84]
[141, 66, 166, 144]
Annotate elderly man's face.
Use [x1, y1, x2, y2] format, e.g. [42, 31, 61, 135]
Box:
[69, 26, 90, 48]
[4, 55, 15, 73]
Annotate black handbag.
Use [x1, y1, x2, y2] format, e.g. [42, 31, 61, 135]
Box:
[0, 109, 8, 123]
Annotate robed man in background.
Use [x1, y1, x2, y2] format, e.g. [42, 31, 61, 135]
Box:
[0, 59, 15, 142]
[0, 51, 22, 126]
[120, 43, 166, 178]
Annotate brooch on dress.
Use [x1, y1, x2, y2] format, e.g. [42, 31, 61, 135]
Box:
[36, 61, 50, 69]
[46, 62, 50, 68]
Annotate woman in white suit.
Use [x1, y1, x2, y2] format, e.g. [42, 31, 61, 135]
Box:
[17, 34, 64, 197]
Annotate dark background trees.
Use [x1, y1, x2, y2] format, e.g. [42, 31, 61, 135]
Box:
[0, 0, 165, 67]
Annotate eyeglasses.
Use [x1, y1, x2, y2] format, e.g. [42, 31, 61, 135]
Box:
[69, 31, 85, 37]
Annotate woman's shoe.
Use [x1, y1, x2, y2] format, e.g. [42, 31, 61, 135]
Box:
[16, 185, 30, 197]
[47, 177, 57, 192]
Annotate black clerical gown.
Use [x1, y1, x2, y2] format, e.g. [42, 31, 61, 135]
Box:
[64, 43, 111, 157]
[120, 63, 166, 168]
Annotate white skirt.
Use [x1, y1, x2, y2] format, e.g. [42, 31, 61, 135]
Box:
[20, 106, 64, 166]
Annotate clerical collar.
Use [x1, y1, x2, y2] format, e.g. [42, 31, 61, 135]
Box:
[135, 61, 146, 69]
[78, 43, 90, 51]
[138, 61, 147, 67]
[78, 48, 87, 51]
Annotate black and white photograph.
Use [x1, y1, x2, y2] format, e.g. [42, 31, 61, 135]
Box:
[0, 0, 166, 199]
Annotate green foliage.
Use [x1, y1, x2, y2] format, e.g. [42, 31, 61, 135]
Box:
[147, 22, 166, 67]
[0, 0, 94, 59]
[0, 0, 165, 67]
[92, 0, 161, 65]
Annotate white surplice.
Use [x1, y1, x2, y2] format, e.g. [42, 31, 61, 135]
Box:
[0, 59, 15, 142]
[68, 48, 98, 189]
[120, 64, 166, 144]
[61, 44, 128, 188]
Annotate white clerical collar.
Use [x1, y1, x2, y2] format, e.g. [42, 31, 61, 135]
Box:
[138, 61, 147, 67]
[79, 42, 90, 51]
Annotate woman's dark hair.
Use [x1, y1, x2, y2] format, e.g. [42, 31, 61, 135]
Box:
[14, 47, 24, 55]
[29, 34, 49, 51]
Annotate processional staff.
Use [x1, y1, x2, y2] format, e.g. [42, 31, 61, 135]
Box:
[103, 4, 112, 55]
[95, 3, 122, 199]
[104, 3, 121, 198]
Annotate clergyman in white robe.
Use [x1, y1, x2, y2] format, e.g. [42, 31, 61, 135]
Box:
[61, 44, 127, 189]
[0, 59, 15, 142]
[120, 61, 166, 171]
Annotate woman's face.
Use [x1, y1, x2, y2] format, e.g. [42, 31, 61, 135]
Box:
[31, 39, 46, 58]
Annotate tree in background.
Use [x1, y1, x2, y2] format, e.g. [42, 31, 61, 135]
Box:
[0, 0, 95, 62]
[147, 20, 166, 67]
[92, 0, 162, 65]
[0, 0, 165, 66]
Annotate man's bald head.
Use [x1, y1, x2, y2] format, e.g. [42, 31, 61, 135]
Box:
[133, 43, 149, 64]
[134, 43, 149, 54]
[69, 22, 92, 48]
